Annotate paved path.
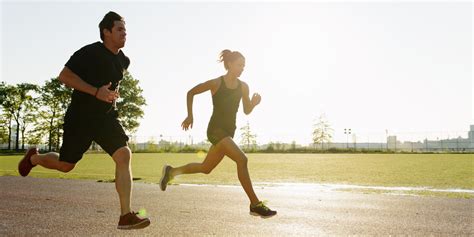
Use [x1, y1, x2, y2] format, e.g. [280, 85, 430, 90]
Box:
[0, 176, 472, 236]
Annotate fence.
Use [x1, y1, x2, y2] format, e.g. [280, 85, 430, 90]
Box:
[1, 130, 473, 153]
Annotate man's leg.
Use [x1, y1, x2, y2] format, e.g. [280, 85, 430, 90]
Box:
[95, 117, 149, 229]
[31, 152, 75, 172]
[111, 146, 132, 215]
[110, 146, 150, 230]
[19, 148, 76, 177]
[20, 118, 90, 176]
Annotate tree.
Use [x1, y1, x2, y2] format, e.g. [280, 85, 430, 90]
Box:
[146, 137, 158, 152]
[312, 114, 333, 149]
[117, 71, 146, 134]
[0, 84, 15, 150]
[0, 83, 38, 150]
[240, 121, 257, 151]
[291, 140, 297, 151]
[265, 142, 275, 152]
[0, 83, 10, 146]
[2, 112, 13, 150]
[0, 82, 5, 104]
[14, 84, 39, 150]
[0, 112, 9, 145]
[19, 98, 39, 150]
[36, 78, 72, 151]
[274, 142, 283, 151]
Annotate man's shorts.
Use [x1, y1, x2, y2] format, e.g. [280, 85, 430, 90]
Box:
[59, 115, 129, 164]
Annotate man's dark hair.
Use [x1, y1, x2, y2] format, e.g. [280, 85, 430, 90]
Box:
[99, 11, 124, 40]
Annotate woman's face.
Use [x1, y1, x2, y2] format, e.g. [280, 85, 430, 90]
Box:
[228, 57, 245, 77]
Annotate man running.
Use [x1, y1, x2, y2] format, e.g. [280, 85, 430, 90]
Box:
[18, 11, 150, 230]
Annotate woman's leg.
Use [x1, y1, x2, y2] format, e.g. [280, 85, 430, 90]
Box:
[218, 137, 259, 205]
[169, 145, 225, 177]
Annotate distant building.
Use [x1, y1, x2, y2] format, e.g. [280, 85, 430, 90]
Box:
[305, 125, 474, 152]
[469, 125, 474, 142]
[424, 125, 474, 151]
[387, 136, 399, 150]
[407, 125, 474, 152]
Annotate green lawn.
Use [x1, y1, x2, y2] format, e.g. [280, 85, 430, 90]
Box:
[1, 153, 473, 190]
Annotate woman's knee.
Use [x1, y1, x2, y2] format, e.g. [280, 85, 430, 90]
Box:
[201, 165, 214, 174]
[234, 155, 248, 167]
[219, 138, 248, 166]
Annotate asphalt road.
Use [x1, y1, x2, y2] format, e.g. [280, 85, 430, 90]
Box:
[0, 176, 472, 236]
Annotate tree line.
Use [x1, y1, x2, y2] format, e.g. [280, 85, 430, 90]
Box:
[239, 114, 334, 151]
[0, 71, 145, 151]
[1, 70, 333, 153]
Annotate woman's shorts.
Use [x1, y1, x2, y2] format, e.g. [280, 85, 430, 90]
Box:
[207, 126, 235, 146]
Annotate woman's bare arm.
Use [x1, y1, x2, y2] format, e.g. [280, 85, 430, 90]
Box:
[241, 81, 261, 115]
[181, 79, 219, 130]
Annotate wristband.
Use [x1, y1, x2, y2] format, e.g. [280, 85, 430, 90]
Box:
[94, 88, 99, 98]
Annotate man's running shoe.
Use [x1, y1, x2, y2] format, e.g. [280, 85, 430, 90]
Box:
[18, 147, 38, 177]
[117, 212, 150, 230]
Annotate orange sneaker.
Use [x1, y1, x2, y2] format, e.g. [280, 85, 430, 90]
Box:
[18, 147, 38, 177]
[117, 212, 150, 230]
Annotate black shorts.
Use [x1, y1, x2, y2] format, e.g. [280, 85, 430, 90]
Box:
[59, 115, 129, 164]
[207, 125, 235, 146]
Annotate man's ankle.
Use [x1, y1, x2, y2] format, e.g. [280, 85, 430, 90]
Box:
[30, 154, 38, 166]
[121, 210, 132, 216]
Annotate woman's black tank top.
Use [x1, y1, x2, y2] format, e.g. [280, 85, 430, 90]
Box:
[208, 76, 242, 132]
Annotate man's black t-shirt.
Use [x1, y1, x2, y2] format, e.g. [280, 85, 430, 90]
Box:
[64, 41, 130, 121]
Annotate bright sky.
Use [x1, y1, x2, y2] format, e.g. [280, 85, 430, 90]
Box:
[1, 1, 472, 145]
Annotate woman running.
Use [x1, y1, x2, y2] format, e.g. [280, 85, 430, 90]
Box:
[159, 49, 277, 217]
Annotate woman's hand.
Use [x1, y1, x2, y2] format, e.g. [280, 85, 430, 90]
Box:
[181, 116, 194, 131]
[251, 93, 261, 107]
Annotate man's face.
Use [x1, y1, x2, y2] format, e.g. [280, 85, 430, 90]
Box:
[105, 20, 126, 48]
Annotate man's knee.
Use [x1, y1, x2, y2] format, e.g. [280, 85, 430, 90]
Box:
[113, 147, 131, 166]
[57, 162, 75, 173]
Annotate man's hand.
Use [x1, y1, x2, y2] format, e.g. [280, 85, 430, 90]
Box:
[95, 82, 119, 103]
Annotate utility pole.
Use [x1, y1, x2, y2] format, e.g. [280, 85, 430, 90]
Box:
[456, 138, 459, 151]
[352, 133, 356, 150]
[344, 128, 351, 149]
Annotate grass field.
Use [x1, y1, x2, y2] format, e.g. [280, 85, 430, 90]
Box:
[1, 153, 472, 191]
